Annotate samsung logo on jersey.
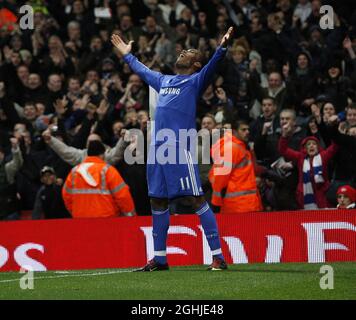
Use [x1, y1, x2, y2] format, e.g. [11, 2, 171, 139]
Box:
[159, 87, 181, 95]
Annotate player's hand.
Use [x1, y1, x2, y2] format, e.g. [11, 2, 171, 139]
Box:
[111, 33, 133, 56]
[220, 27, 233, 47]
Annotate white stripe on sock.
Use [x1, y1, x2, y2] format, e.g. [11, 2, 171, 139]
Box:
[197, 203, 209, 216]
[154, 250, 167, 256]
[211, 248, 222, 255]
[152, 209, 169, 215]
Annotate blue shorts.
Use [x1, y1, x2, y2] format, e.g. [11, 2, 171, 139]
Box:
[147, 145, 204, 199]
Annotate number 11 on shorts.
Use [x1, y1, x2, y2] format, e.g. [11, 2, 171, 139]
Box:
[180, 177, 191, 191]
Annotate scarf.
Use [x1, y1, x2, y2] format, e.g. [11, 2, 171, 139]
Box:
[302, 154, 324, 210]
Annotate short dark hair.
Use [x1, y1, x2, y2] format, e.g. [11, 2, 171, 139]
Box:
[87, 140, 106, 156]
[24, 102, 37, 109]
[202, 113, 217, 124]
[262, 96, 276, 105]
[234, 119, 249, 130]
[347, 103, 356, 111]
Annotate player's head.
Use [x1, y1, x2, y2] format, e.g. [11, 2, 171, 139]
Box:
[175, 48, 203, 73]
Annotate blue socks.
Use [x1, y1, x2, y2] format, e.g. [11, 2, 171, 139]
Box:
[196, 202, 224, 260]
[152, 202, 224, 265]
[152, 208, 170, 264]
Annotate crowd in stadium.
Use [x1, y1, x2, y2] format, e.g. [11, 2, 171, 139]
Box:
[0, 0, 356, 220]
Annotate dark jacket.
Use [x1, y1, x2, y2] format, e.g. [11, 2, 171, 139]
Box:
[254, 123, 306, 167]
[32, 184, 71, 219]
[329, 126, 356, 183]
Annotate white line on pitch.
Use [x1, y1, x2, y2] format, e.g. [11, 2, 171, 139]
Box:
[0, 269, 132, 284]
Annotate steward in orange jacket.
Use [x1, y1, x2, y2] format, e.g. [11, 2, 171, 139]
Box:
[209, 121, 263, 214]
[62, 141, 136, 218]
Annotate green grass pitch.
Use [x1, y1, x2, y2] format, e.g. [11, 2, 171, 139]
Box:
[0, 262, 355, 300]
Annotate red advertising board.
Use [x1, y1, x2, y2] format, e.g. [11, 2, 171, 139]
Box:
[0, 210, 355, 271]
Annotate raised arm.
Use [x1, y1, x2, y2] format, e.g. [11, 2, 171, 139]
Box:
[196, 27, 233, 94]
[321, 141, 339, 164]
[43, 130, 85, 166]
[5, 138, 24, 184]
[278, 136, 301, 162]
[111, 34, 164, 92]
[278, 123, 301, 162]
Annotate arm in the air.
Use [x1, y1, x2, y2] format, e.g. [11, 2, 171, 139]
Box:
[123, 54, 164, 92]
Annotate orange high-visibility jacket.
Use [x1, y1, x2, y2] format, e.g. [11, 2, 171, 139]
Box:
[209, 133, 263, 214]
[62, 156, 136, 218]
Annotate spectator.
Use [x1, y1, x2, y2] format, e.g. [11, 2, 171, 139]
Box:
[32, 166, 71, 219]
[115, 128, 151, 216]
[326, 104, 356, 205]
[114, 74, 148, 113]
[284, 52, 319, 117]
[250, 96, 280, 166]
[0, 82, 21, 147]
[220, 45, 249, 97]
[41, 35, 75, 78]
[319, 60, 352, 113]
[22, 102, 40, 134]
[198, 114, 217, 203]
[22, 73, 46, 104]
[261, 109, 307, 210]
[293, 0, 312, 25]
[249, 70, 292, 113]
[336, 185, 356, 209]
[66, 76, 82, 103]
[0, 137, 23, 220]
[42, 129, 126, 167]
[16, 129, 48, 210]
[209, 120, 263, 213]
[254, 107, 305, 167]
[158, 0, 187, 27]
[279, 123, 338, 209]
[197, 84, 219, 118]
[62, 140, 136, 218]
[118, 14, 142, 43]
[78, 35, 107, 73]
[44, 73, 65, 114]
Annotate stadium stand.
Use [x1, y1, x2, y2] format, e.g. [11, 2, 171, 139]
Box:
[0, 0, 356, 220]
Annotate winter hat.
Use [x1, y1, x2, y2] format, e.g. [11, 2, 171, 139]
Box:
[301, 136, 320, 148]
[87, 140, 106, 156]
[337, 185, 356, 202]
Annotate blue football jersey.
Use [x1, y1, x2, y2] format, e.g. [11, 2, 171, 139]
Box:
[123, 47, 227, 148]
